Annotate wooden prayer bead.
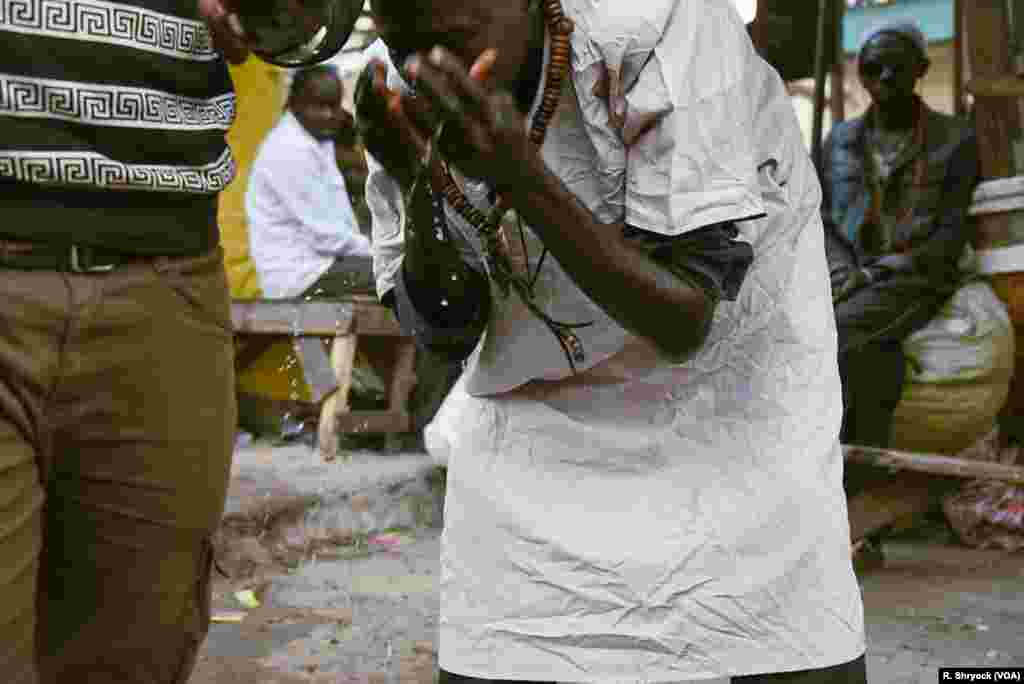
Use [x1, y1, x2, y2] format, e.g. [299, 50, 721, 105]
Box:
[438, 0, 571, 237]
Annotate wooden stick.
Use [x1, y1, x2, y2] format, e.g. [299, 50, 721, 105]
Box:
[811, 0, 831, 170]
[844, 444, 1024, 484]
[829, 0, 845, 126]
[955, 0, 965, 116]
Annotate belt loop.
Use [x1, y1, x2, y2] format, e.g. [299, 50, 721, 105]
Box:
[153, 255, 171, 274]
[69, 245, 116, 274]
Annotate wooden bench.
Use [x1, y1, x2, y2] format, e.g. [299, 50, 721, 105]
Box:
[231, 295, 417, 458]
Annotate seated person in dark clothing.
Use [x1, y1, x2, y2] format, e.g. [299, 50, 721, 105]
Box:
[819, 21, 981, 448]
[243, 66, 384, 443]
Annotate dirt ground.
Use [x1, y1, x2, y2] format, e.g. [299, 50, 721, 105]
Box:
[189, 441, 1024, 684]
[191, 530, 1024, 684]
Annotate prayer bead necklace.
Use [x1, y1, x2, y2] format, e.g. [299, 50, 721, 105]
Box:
[438, 0, 573, 217]
[432, 0, 592, 369]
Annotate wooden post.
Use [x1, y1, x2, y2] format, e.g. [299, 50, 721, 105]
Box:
[966, 0, 1018, 176]
[844, 444, 1024, 484]
[964, 0, 1019, 249]
[318, 334, 358, 461]
[954, 0, 965, 117]
[811, 0, 831, 169]
[830, 0, 845, 126]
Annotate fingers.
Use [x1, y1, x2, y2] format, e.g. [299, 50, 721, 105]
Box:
[489, 91, 521, 134]
[402, 93, 442, 140]
[354, 60, 429, 186]
[385, 93, 430, 166]
[365, 60, 437, 146]
[469, 49, 499, 84]
[198, 0, 248, 64]
[405, 47, 493, 125]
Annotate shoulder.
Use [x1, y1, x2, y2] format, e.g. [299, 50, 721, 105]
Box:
[570, 0, 751, 105]
[923, 106, 974, 147]
[254, 116, 316, 167]
[575, 0, 741, 47]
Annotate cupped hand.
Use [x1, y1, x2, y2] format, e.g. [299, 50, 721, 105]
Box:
[354, 59, 437, 189]
[198, 0, 249, 64]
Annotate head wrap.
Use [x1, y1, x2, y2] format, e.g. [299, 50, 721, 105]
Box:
[859, 20, 928, 60]
[290, 63, 341, 101]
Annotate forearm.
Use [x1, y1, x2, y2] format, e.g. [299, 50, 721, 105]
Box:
[504, 164, 714, 360]
[906, 224, 968, 282]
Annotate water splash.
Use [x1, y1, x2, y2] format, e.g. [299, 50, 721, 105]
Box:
[284, 298, 312, 450]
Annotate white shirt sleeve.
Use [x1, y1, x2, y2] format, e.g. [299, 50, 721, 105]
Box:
[580, 0, 765, 237]
[359, 40, 409, 299]
[282, 144, 371, 258]
[366, 149, 407, 299]
[249, 114, 370, 257]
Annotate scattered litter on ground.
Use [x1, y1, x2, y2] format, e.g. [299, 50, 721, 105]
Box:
[234, 589, 261, 609]
[211, 611, 247, 624]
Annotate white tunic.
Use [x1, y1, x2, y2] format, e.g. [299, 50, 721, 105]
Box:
[366, 1, 865, 680]
[247, 111, 371, 298]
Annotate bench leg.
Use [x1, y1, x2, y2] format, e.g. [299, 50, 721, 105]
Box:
[318, 334, 358, 461]
[388, 341, 417, 414]
[383, 340, 418, 450]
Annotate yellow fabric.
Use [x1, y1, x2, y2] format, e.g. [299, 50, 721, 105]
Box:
[891, 329, 1014, 455]
[221, 59, 311, 402]
[221, 58, 282, 300]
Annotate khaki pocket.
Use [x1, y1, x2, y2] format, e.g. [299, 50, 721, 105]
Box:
[152, 248, 234, 336]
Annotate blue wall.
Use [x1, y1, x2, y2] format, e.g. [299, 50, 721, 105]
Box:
[844, 0, 954, 54]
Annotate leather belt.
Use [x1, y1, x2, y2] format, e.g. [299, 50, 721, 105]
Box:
[0, 240, 159, 273]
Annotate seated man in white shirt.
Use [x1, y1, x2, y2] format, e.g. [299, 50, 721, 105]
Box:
[245, 66, 382, 446]
[247, 64, 374, 299]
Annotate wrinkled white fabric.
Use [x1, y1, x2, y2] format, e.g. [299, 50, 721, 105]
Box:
[247, 111, 371, 298]
[368, 0, 865, 680]
[904, 280, 1014, 384]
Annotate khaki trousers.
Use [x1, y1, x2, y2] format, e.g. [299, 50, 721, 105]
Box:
[0, 248, 236, 683]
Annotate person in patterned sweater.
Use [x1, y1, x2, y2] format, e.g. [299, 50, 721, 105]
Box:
[0, 1, 250, 681]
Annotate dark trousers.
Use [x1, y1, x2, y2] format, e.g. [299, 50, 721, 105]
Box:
[439, 654, 867, 684]
[835, 273, 952, 447]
